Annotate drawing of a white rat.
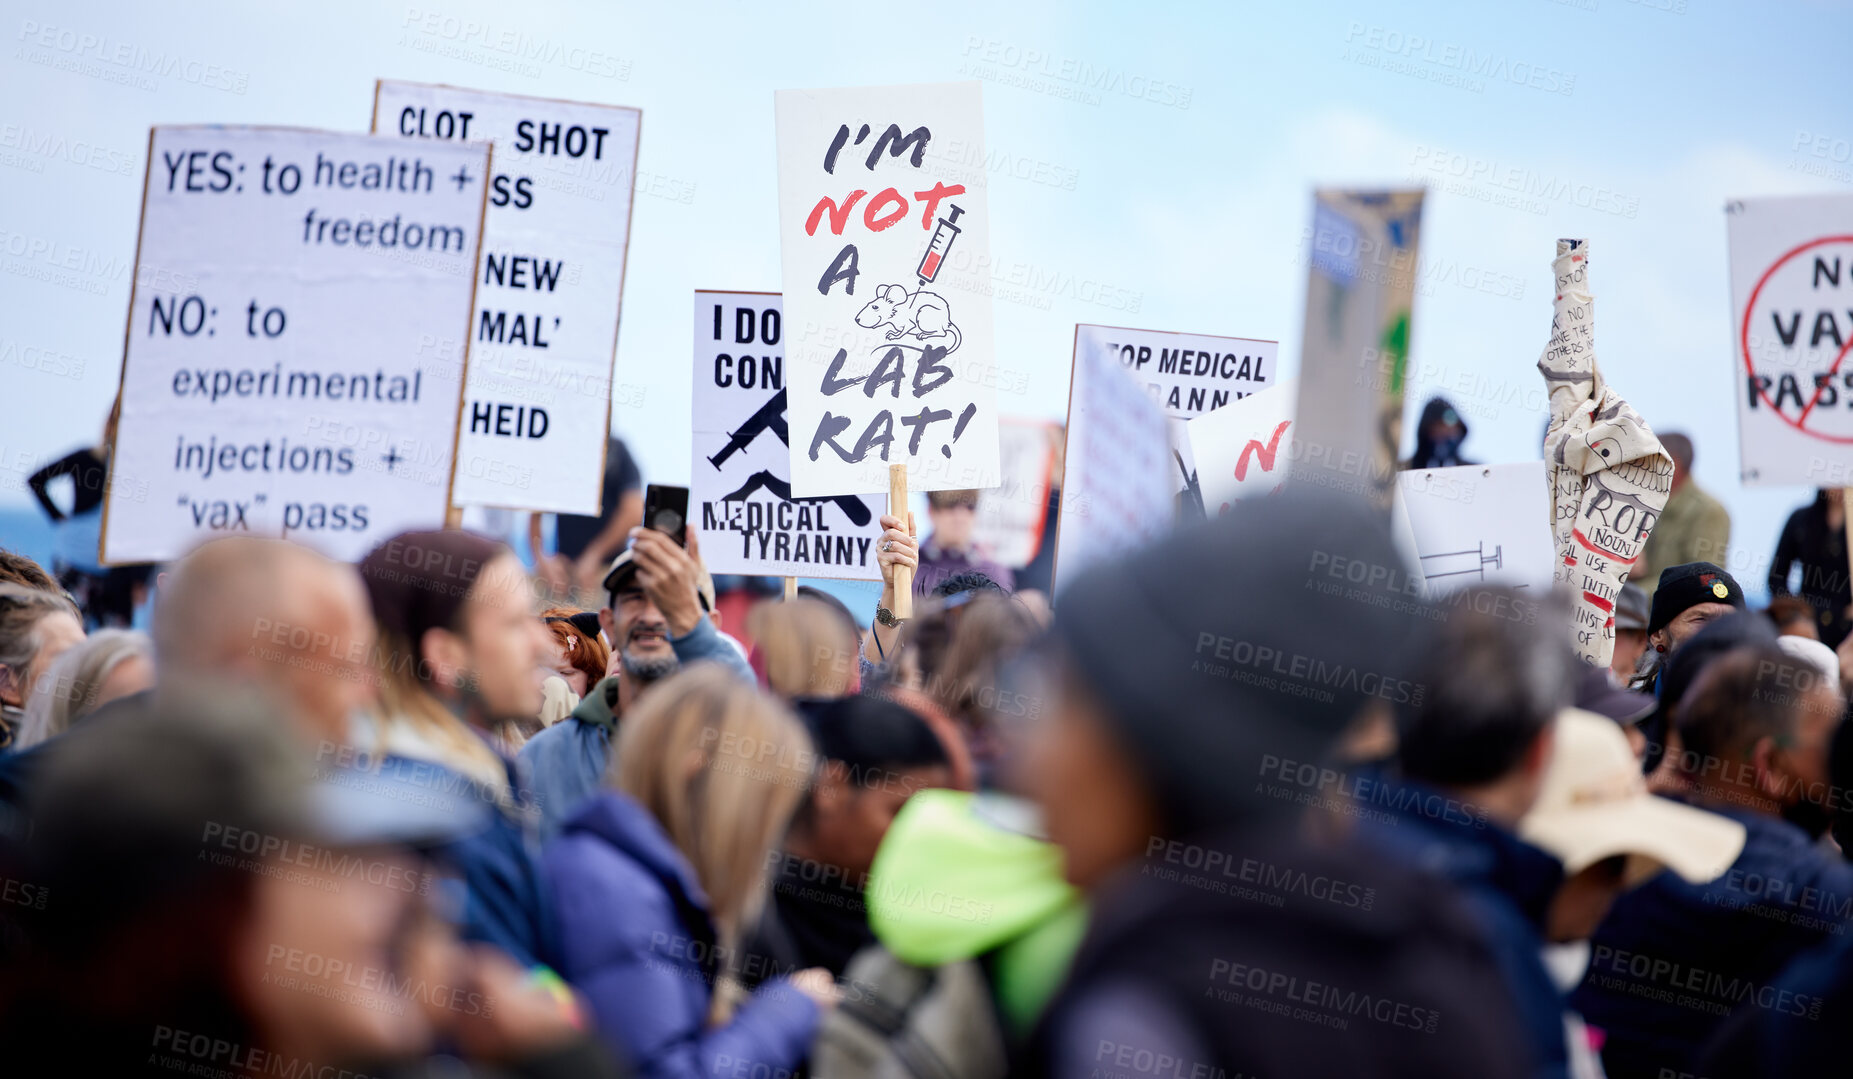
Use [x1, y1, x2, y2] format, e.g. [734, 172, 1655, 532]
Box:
[854, 283, 963, 357]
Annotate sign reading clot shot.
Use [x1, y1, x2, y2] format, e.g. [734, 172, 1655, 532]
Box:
[692, 292, 881, 579]
[775, 81, 999, 498]
[374, 81, 642, 514]
[101, 125, 489, 564]
[1727, 193, 1853, 487]
[1074, 324, 1275, 517]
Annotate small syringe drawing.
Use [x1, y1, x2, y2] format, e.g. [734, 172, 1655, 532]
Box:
[1420, 541, 1504, 583]
[916, 204, 965, 286]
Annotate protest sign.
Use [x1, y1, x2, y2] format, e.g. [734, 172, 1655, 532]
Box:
[1396, 462, 1556, 594]
[972, 417, 1058, 568]
[1726, 193, 1853, 487]
[373, 80, 642, 514]
[775, 81, 999, 498]
[1051, 330, 1174, 595]
[1537, 239, 1670, 667]
[101, 125, 489, 564]
[1189, 378, 1297, 514]
[691, 291, 881, 579]
[1290, 189, 1424, 509]
[1075, 324, 1275, 516]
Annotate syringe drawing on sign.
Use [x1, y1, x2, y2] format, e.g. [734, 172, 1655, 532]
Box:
[1420, 541, 1526, 586]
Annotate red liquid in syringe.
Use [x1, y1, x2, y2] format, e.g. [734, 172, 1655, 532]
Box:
[914, 204, 964, 285]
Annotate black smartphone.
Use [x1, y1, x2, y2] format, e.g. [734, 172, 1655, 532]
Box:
[643, 484, 690, 546]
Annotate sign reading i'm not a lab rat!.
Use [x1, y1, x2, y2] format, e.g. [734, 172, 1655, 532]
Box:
[1073, 323, 1276, 517]
[101, 125, 489, 565]
[1726, 193, 1853, 487]
[775, 81, 1000, 498]
[692, 291, 882, 579]
[373, 80, 642, 514]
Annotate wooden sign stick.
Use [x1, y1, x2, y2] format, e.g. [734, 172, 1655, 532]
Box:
[890, 463, 914, 618]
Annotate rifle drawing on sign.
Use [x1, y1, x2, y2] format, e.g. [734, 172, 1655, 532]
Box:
[708, 388, 874, 527]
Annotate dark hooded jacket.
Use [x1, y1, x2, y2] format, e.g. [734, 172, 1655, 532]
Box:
[1406, 396, 1474, 470]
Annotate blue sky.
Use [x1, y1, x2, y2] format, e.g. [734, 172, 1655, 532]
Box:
[2, 0, 1849, 599]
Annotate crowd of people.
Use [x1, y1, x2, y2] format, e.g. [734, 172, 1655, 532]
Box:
[6, 409, 1853, 1077]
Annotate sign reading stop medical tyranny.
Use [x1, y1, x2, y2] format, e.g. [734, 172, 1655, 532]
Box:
[1730, 193, 1853, 488]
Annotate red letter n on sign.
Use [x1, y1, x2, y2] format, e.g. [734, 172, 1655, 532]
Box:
[806, 191, 867, 236]
[1235, 421, 1292, 481]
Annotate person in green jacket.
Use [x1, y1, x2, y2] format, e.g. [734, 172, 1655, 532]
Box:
[1634, 432, 1731, 597]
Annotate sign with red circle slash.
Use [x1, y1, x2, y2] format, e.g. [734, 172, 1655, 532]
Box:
[1729, 194, 1853, 487]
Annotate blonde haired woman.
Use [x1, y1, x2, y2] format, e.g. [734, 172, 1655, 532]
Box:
[545, 666, 837, 1077]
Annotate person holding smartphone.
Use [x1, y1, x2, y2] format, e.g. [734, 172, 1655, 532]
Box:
[520, 499, 752, 841]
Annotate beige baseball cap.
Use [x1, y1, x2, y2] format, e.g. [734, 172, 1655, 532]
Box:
[1520, 708, 1746, 887]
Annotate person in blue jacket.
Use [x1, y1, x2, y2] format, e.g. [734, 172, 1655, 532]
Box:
[357, 529, 563, 970]
[1363, 586, 1579, 1079]
[1574, 640, 1853, 1079]
[545, 666, 836, 1078]
[521, 527, 750, 840]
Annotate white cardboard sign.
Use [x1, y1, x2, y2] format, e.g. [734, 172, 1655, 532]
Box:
[1188, 378, 1297, 514]
[1052, 330, 1174, 596]
[775, 81, 999, 497]
[1726, 193, 1853, 487]
[973, 418, 1059, 569]
[1395, 461, 1557, 594]
[102, 125, 488, 564]
[1072, 324, 1276, 514]
[691, 291, 882, 579]
[374, 81, 642, 514]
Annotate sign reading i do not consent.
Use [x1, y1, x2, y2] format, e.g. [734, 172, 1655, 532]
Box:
[374, 81, 642, 514]
[101, 125, 489, 564]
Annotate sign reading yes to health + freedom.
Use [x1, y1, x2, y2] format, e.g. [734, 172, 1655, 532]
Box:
[374, 80, 642, 514]
[101, 125, 489, 564]
[775, 81, 1000, 497]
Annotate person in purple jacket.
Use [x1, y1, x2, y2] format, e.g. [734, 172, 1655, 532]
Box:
[913, 489, 1014, 598]
[544, 666, 837, 1078]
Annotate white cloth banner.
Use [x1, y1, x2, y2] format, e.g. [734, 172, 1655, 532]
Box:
[775, 81, 999, 497]
[374, 81, 642, 514]
[691, 291, 881, 579]
[102, 125, 488, 564]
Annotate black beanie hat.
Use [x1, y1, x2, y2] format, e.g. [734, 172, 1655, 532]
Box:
[1054, 488, 1434, 838]
[1646, 562, 1745, 638]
